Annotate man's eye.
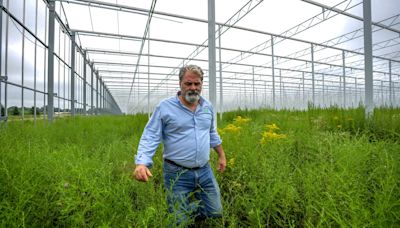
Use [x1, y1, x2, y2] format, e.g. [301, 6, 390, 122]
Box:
[184, 82, 201, 86]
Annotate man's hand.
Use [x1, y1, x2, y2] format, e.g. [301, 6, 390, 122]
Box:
[214, 144, 226, 173]
[217, 155, 226, 173]
[134, 164, 153, 182]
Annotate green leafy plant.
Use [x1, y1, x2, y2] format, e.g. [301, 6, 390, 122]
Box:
[0, 107, 399, 227]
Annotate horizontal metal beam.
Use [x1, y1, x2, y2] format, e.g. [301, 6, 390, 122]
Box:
[78, 26, 399, 64]
[301, 0, 400, 34]
[87, 48, 400, 78]
[73, 29, 205, 47]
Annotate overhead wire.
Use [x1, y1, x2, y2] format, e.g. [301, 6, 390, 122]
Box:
[126, 0, 157, 108]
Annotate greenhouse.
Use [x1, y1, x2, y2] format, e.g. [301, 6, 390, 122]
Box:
[0, 0, 399, 227]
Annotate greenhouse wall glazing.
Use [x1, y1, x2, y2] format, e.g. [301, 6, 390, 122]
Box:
[0, 0, 399, 121]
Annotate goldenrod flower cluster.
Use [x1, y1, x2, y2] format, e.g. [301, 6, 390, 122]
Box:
[233, 116, 251, 125]
[260, 123, 287, 145]
[223, 124, 241, 133]
[265, 123, 279, 131]
[219, 116, 251, 135]
[229, 158, 235, 168]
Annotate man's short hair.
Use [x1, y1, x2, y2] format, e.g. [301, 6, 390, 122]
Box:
[179, 65, 204, 82]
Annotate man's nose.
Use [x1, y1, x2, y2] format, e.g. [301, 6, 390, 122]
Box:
[189, 84, 197, 90]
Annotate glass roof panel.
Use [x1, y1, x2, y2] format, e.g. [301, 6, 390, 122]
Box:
[54, 0, 400, 113]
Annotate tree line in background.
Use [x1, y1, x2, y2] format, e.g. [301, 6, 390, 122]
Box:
[1, 104, 42, 116]
[0, 104, 115, 116]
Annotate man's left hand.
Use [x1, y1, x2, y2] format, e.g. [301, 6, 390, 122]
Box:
[217, 156, 226, 173]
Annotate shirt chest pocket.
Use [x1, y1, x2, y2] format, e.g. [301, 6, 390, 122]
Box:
[164, 114, 193, 132]
[196, 113, 212, 130]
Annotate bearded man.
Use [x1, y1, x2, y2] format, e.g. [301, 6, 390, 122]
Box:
[133, 64, 226, 225]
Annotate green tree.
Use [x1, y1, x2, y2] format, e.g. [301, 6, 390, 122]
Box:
[30, 106, 41, 116]
[1, 104, 4, 116]
[10, 106, 20, 116]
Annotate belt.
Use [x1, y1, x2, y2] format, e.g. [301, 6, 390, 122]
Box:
[164, 159, 202, 170]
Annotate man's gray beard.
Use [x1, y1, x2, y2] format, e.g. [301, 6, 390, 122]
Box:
[184, 93, 200, 104]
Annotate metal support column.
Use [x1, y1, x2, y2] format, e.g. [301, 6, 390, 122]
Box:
[106, 89, 108, 112]
[43, 7, 47, 119]
[56, 18, 61, 115]
[342, 50, 346, 108]
[34, 0, 38, 122]
[394, 81, 397, 106]
[264, 81, 266, 108]
[363, 0, 373, 117]
[21, 0, 26, 119]
[104, 87, 107, 112]
[96, 72, 99, 115]
[271, 36, 276, 109]
[238, 86, 241, 108]
[252, 66, 255, 109]
[99, 80, 101, 113]
[380, 80, 384, 106]
[355, 78, 358, 105]
[298, 84, 301, 108]
[0, 0, 3, 119]
[218, 25, 223, 120]
[279, 69, 282, 109]
[3, 0, 9, 118]
[83, 51, 87, 115]
[101, 79, 103, 113]
[90, 63, 94, 114]
[99, 79, 102, 113]
[244, 80, 247, 107]
[101, 80, 106, 113]
[389, 60, 392, 106]
[47, 0, 56, 122]
[147, 28, 150, 117]
[102, 80, 105, 112]
[302, 72, 305, 107]
[311, 44, 315, 105]
[208, 0, 217, 125]
[322, 74, 325, 106]
[70, 31, 76, 116]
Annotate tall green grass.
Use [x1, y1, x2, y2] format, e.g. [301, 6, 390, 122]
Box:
[0, 108, 399, 227]
[0, 115, 170, 226]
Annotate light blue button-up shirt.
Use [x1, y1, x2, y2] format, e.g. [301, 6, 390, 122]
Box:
[135, 93, 222, 168]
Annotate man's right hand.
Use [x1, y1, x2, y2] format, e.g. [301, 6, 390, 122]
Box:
[134, 164, 153, 182]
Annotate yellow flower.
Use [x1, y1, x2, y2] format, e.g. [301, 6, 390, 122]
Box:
[337, 125, 342, 128]
[223, 124, 241, 133]
[233, 116, 251, 125]
[232, 181, 242, 188]
[229, 158, 235, 167]
[265, 123, 280, 131]
[264, 131, 287, 139]
[260, 137, 268, 145]
[259, 130, 287, 144]
[217, 127, 225, 136]
[333, 116, 339, 120]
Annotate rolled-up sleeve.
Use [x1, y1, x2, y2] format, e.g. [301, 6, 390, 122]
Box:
[209, 106, 222, 148]
[135, 106, 163, 166]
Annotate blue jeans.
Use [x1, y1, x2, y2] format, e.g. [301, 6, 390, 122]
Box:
[163, 161, 222, 224]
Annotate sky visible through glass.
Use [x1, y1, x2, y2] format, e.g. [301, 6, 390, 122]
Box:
[2, 0, 400, 114]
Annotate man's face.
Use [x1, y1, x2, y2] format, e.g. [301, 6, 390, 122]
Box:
[180, 71, 202, 104]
